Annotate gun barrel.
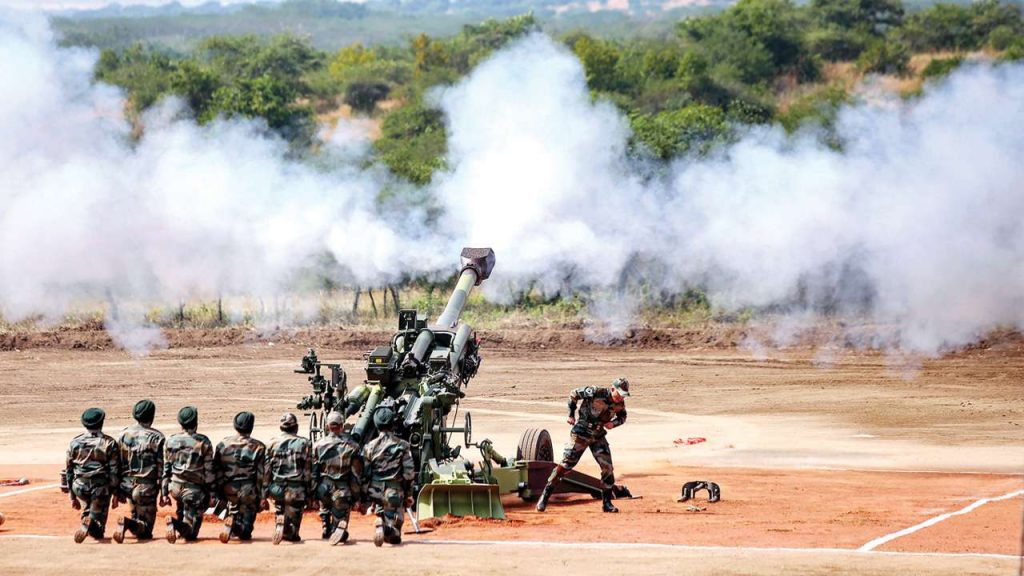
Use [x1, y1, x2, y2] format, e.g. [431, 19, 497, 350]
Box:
[408, 328, 435, 365]
[435, 248, 495, 329]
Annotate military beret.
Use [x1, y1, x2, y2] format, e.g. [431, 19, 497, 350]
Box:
[234, 411, 255, 434]
[326, 411, 344, 427]
[279, 412, 298, 431]
[373, 407, 396, 429]
[81, 407, 105, 430]
[132, 399, 156, 423]
[178, 406, 198, 429]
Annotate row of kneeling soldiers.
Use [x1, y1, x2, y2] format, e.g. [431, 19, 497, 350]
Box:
[65, 400, 415, 546]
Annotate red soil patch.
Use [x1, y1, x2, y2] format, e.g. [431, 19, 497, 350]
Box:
[3, 464, 1020, 554]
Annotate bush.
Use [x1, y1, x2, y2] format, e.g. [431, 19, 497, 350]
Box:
[1002, 39, 1024, 61]
[902, 1, 1023, 52]
[857, 37, 910, 75]
[344, 81, 390, 113]
[921, 55, 964, 80]
[807, 26, 870, 61]
[987, 24, 1020, 50]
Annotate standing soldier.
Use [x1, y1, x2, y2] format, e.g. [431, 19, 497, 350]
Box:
[213, 411, 266, 543]
[113, 400, 164, 543]
[536, 377, 630, 514]
[66, 407, 120, 542]
[362, 407, 415, 547]
[312, 411, 363, 546]
[161, 406, 214, 543]
[265, 412, 312, 545]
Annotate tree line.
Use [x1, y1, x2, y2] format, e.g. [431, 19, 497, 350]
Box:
[91, 1, 1023, 182]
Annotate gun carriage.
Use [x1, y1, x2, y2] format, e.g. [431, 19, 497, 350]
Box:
[293, 247, 630, 520]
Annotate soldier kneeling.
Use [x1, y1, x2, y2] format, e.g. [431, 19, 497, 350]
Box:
[162, 406, 214, 543]
[214, 411, 266, 543]
[113, 400, 164, 543]
[66, 408, 120, 542]
[362, 407, 415, 547]
[265, 412, 312, 545]
[313, 411, 363, 546]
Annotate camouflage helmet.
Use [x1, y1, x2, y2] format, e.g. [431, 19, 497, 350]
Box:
[611, 377, 630, 397]
[373, 407, 397, 429]
[279, 412, 299, 432]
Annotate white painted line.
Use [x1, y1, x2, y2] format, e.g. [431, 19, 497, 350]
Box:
[0, 533, 1018, 560]
[858, 489, 1024, 552]
[412, 539, 1021, 561]
[0, 484, 59, 499]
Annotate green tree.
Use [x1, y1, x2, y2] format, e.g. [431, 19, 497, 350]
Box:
[630, 104, 729, 159]
[94, 44, 176, 111]
[374, 102, 447, 185]
[170, 60, 220, 117]
[328, 43, 377, 80]
[679, 0, 818, 84]
[857, 37, 910, 75]
[569, 34, 622, 92]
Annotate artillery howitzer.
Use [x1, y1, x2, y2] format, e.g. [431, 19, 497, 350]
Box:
[295, 356, 347, 443]
[292, 247, 631, 520]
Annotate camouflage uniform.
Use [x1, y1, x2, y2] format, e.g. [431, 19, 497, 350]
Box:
[362, 430, 415, 544]
[552, 386, 627, 490]
[214, 433, 265, 541]
[265, 430, 312, 543]
[162, 430, 215, 541]
[116, 423, 164, 539]
[312, 428, 363, 543]
[66, 429, 121, 539]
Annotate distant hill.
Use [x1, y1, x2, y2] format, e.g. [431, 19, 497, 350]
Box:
[52, 0, 722, 50]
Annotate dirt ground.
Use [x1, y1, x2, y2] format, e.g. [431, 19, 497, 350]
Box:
[0, 334, 1022, 575]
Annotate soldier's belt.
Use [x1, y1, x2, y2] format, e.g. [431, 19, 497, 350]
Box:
[169, 479, 207, 491]
[122, 476, 159, 485]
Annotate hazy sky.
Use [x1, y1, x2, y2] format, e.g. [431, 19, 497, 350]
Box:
[0, 0, 271, 10]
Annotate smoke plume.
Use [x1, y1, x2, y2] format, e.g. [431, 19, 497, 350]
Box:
[1, 13, 1022, 354]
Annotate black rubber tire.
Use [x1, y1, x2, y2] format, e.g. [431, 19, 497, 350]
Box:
[517, 428, 554, 502]
[517, 428, 554, 462]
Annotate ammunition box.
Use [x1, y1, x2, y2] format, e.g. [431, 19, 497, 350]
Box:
[365, 345, 395, 383]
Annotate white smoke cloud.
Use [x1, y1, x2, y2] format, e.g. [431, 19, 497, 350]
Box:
[1, 16, 1021, 355]
[0, 10, 449, 341]
[433, 34, 1024, 352]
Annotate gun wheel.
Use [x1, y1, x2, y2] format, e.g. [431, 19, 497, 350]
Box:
[308, 412, 324, 443]
[517, 428, 554, 462]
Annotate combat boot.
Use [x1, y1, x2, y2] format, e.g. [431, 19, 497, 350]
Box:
[321, 521, 333, 540]
[219, 517, 232, 544]
[87, 519, 105, 540]
[329, 528, 349, 546]
[164, 517, 177, 544]
[272, 517, 284, 546]
[73, 523, 89, 544]
[601, 490, 619, 513]
[373, 525, 384, 547]
[535, 484, 555, 512]
[112, 517, 126, 543]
